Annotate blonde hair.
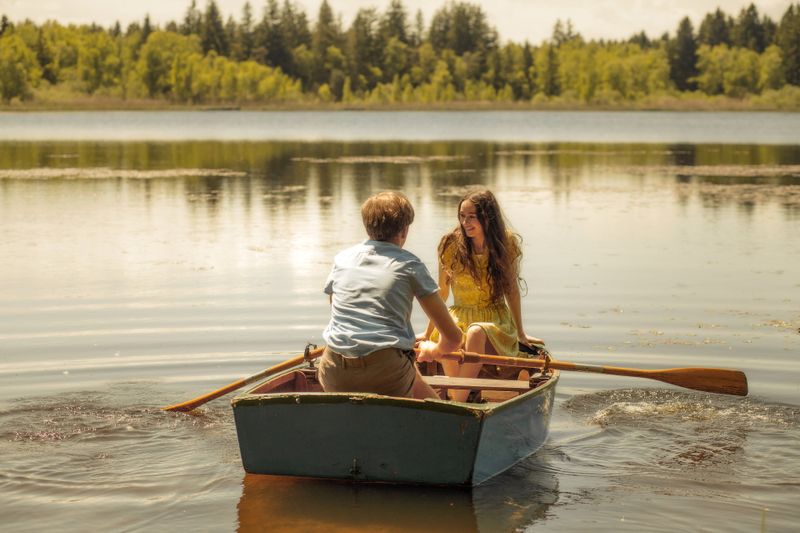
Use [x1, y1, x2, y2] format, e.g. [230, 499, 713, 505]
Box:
[361, 191, 415, 241]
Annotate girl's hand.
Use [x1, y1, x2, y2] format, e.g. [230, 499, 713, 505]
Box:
[527, 334, 545, 346]
[415, 332, 429, 346]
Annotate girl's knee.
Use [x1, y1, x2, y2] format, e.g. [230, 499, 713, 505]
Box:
[465, 325, 485, 349]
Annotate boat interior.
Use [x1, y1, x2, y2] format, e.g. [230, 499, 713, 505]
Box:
[249, 361, 554, 404]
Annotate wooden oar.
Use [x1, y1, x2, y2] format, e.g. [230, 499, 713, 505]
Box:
[163, 346, 325, 412]
[436, 350, 748, 396]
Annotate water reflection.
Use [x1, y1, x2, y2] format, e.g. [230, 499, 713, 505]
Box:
[2, 141, 798, 218]
[237, 454, 559, 533]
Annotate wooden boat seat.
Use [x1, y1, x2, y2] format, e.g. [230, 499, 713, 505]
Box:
[422, 375, 531, 392]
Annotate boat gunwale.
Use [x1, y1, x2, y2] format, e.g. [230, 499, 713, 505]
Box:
[232, 363, 559, 417]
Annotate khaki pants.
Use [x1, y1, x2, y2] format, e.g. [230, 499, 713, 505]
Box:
[318, 346, 416, 398]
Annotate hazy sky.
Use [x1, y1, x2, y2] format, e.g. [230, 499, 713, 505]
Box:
[0, 0, 793, 43]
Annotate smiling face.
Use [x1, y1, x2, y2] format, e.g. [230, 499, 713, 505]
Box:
[459, 199, 485, 242]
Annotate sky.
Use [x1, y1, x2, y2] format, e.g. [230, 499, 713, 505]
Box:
[0, 0, 793, 43]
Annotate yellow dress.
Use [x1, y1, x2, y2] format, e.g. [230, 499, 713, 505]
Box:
[430, 243, 521, 358]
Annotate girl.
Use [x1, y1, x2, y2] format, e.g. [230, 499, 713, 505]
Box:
[420, 188, 543, 401]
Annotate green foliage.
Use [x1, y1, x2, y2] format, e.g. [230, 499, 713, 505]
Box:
[0, 33, 41, 102]
[136, 31, 201, 97]
[1, 1, 798, 108]
[77, 30, 121, 94]
[696, 44, 762, 96]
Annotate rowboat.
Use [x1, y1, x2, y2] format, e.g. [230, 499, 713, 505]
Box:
[231, 355, 558, 486]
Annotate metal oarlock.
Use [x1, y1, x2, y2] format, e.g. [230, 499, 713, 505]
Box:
[304, 343, 318, 368]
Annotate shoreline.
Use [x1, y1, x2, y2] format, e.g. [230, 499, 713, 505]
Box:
[2, 95, 798, 113]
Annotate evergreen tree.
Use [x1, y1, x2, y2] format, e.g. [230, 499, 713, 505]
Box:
[110, 21, 122, 38]
[141, 14, 153, 43]
[410, 9, 424, 47]
[552, 19, 580, 46]
[762, 16, 777, 48]
[224, 15, 237, 55]
[380, 0, 408, 44]
[732, 4, 767, 52]
[282, 0, 311, 49]
[698, 8, 732, 46]
[254, 0, 290, 70]
[312, 0, 340, 58]
[0, 15, 11, 37]
[236, 2, 255, 61]
[181, 0, 203, 36]
[347, 8, 382, 90]
[429, 2, 495, 55]
[629, 31, 652, 49]
[669, 17, 698, 91]
[777, 3, 800, 85]
[202, 0, 229, 55]
[312, 0, 343, 87]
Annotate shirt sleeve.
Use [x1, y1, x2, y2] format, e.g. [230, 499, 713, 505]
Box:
[409, 260, 440, 298]
[323, 267, 335, 295]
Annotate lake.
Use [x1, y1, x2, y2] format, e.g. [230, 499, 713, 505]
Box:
[1, 111, 798, 532]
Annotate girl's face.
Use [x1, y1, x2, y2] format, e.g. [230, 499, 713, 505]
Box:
[459, 200, 484, 241]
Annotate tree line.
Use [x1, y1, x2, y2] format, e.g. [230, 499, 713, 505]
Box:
[0, 1, 799, 106]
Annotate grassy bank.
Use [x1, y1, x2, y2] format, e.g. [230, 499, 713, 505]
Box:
[3, 86, 800, 112]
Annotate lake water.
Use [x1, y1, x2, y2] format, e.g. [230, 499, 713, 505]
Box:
[1, 111, 798, 532]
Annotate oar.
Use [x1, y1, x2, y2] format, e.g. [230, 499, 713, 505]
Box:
[435, 350, 748, 396]
[163, 346, 325, 412]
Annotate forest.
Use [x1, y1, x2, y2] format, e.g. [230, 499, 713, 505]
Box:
[1, 0, 799, 109]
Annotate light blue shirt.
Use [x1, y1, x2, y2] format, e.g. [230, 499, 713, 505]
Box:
[323, 240, 439, 357]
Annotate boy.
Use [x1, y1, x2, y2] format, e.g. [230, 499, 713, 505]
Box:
[319, 191, 462, 399]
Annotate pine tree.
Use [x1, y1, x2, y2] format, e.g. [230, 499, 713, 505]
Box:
[669, 17, 698, 91]
[181, 0, 202, 36]
[202, 0, 229, 56]
[348, 8, 381, 90]
[777, 3, 800, 85]
[410, 9, 424, 47]
[429, 2, 495, 55]
[629, 31, 652, 49]
[698, 8, 732, 46]
[237, 2, 255, 60]
[141, 14, 153, 43]
[313, 0, 340, 58]
[732, 4, 767, 52]
[380, 0, 408, 44]
[1, 15, 13, 37]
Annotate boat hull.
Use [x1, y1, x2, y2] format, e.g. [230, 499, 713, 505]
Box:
[232, 366, 557, 486]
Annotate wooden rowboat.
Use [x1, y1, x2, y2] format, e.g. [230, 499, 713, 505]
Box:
[231, 358, 558, 486]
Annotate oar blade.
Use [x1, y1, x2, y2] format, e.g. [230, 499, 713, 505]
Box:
[658, 368, 749, 396]
[162, 348, 323, 413]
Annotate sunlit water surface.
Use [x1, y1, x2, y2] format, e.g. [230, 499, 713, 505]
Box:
[1, 112, 799, 532]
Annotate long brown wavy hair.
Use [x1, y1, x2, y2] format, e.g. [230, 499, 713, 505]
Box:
[438, 188, 524, 303]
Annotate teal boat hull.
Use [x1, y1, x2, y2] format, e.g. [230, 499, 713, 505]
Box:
[232, 366, 558, 486]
